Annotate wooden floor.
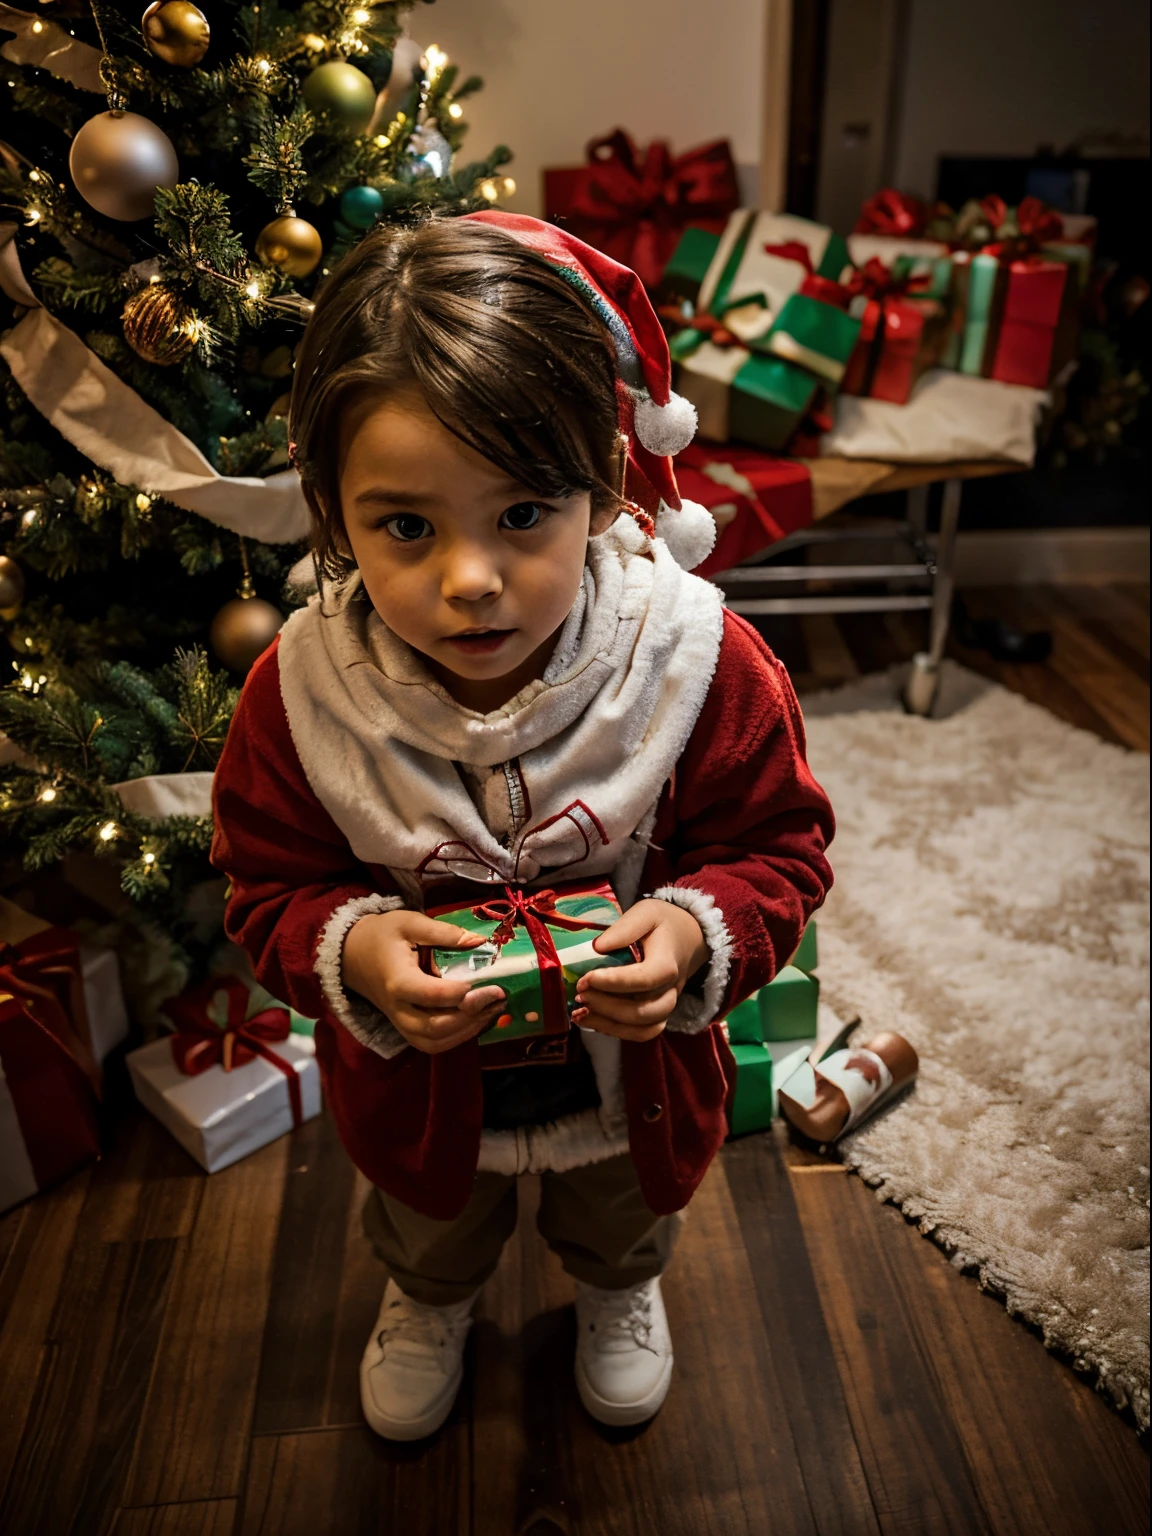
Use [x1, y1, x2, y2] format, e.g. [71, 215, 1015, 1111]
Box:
[1, 584, 1148, 1536]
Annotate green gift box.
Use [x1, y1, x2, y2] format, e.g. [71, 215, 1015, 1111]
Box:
[791, 918, 818, 975]
[423, 880, 635, 1067]
[728, 1041, 774, 1136]
[759, 964, 820, 1042]
[656, 226, 722, 307]
[725, 991, 764, 1046]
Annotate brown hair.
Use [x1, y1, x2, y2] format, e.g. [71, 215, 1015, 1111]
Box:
[289, 217, 624, 578]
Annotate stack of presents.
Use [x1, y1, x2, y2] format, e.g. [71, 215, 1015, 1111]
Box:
[4, 865, 820, 1207]
[547, 130, 1096, 459]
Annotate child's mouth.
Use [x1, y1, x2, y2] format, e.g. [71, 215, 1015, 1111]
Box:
[444, 628, 514, 655]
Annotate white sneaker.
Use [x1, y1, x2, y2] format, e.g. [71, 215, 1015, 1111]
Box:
[359, 1279, 477, 1440]
[573, 1276, 674, 1426]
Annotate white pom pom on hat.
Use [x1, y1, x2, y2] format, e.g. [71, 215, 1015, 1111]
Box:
[630, 389, 698, 458]
[653, 497, 717, 570]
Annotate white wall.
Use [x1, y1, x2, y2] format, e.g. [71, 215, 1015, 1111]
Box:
[892, 0, 1150, 197]
[404, 0, 766, 216]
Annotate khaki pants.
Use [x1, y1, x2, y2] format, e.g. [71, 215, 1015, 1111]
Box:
[363, 1153, 682, 1306]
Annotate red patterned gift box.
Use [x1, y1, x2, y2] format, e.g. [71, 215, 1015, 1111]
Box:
[544, 129, 740, 291]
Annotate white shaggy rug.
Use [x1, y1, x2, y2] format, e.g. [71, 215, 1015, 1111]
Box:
[800, 663, 1150, 1428]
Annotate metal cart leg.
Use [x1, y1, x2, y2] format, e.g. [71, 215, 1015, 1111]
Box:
[904, 477, 962, 716]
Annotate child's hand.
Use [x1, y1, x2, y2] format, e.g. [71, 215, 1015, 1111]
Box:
[342, 910, 506, 1054]
[573, 898, 708, 1043]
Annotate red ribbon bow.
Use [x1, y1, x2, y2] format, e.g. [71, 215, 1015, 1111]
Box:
[165, 976, 303, 1127]
[468, 888, 614, 1035]
[571, 129, 739, 289]
[853, 188, 930, 238]
[762, 242, 854, 310]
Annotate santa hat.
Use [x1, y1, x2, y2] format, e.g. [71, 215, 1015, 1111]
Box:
[463, 210, 716, 570]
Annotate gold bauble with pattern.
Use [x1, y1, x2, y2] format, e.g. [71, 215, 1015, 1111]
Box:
[122, 283, 200, 365]
[142, 2, 210, 67]
[210, 594, 283, 673]
[255, 213, 323, 279]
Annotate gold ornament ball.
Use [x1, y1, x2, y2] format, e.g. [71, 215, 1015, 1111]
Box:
[302, 60, 378, 132]
[141, 1, 210, 67]
[122, 283, 199, 365]
[69, 110, 179, 221]
[255, 214, 323, 279]
[210, 596, 283, 673]
[0, 554, 26, 620]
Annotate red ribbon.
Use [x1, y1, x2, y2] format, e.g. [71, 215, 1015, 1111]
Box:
[468, 888, 614, 1036]
[0, 931, 101, 1092]
[569, 129, 739, 289]
[853, 188, 930, 238]
[762, 242, 856, 310]
[165, 976, 302, 1127]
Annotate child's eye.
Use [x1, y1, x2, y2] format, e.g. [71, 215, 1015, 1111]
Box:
[500, 502, 543, 532]
[383, 514, 433, 542]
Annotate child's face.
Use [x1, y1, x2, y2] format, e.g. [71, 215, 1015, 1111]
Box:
[339, 387, 617, 710]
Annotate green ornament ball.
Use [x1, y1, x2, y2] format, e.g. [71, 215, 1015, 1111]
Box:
[302, 60, 377, 133]
[339, 184, 384, 229]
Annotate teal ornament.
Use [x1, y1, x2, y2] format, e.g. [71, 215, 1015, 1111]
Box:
[339, 184, 384, 229]
[402, 123, 452, 181]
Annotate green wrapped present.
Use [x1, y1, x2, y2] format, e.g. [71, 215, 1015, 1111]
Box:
[423, 880, 635, 1067]
[656, 226, 722, 308]
[698, 209, 851, 321]
[790, 918, 818, 975]
[760, 964, 820, 1042]
[728, 1040, 774, 1136]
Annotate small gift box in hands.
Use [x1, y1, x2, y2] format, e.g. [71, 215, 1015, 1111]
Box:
[421, 880, 640, 1068]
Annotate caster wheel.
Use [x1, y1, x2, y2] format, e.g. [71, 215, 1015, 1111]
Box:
[903, 652, 939, 716]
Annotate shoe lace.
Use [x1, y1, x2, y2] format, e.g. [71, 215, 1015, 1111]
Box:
[377, 1295, 470, 1366]
[585, 1286, 656, 1354]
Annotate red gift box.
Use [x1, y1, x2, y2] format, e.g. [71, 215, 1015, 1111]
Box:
[0, 922, 102, 1212]
[989, 258, 1068, 388]
[675, 443, 813, 577]
[544, 129, 740, 290]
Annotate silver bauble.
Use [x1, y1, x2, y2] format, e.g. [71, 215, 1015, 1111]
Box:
[69, 111, 179, 221]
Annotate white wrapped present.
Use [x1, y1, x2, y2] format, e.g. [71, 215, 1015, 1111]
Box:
[127, 1028, 320, 1173]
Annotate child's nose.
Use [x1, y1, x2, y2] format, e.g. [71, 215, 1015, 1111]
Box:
[441, 544, 503, 605]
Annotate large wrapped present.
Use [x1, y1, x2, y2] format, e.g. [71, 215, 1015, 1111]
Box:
[422, 880, 638, 1069]
[0, 894, 128, 1069]
[127, 974, 320, 1173]
[670, 283, 861, 451]
[695, 208, 851, 326]
[0, 907, 103, 1213]
[544, 129, 740, 290]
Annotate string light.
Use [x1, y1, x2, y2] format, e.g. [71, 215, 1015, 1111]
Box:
[135, 493, 153, 512]
[373, 133, 391, 148]
[245, 279, 261, 298]
[502, 177, 516, 196]
[143, 851, 156, 865]
[303, 33, 325, 51]
[28, 169, 40, 182]
[424, 43, 447, 79]
[256, 57, 272, 75]
[478, 179, 499, 202]
[447, 102, 463, 119]
[21, 508, 38, 527]
[26, 208, 41, 224]
[39, 786, 56, 802]
[352, 7, 370, 22]
[98, 821, 118, 842]
[31, 19, 44, 33]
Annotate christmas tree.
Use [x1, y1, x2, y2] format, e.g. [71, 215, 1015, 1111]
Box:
[0, 1, 512, 986]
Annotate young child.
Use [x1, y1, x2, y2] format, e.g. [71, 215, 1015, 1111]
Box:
[211, 212, 834, 1439]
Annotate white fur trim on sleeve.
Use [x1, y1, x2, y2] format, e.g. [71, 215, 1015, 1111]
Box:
[315, 892, 408, 1058]
[649, 885, 733, 1034]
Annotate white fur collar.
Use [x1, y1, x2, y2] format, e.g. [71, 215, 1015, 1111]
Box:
[278, 517, 724, 898]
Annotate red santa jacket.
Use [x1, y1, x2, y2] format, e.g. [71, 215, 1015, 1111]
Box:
[210, 611, 834, 1220]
